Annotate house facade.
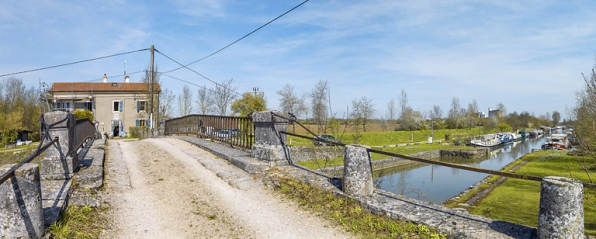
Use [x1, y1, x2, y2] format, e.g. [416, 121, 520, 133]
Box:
[48, 77, 161, 136]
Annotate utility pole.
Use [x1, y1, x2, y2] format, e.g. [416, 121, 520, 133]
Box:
[149, 45, 155, 129]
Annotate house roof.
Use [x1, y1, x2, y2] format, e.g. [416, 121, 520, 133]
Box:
[49, 82, 161, 93]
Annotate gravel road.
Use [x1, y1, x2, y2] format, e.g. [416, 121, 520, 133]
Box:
[102, 138, 354, 239]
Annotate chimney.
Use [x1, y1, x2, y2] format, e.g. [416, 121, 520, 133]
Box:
[103, 74, 107, 83]
[125, 75, 129, 82]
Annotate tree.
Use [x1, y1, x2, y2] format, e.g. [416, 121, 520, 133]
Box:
[447, 97, 462, 128]
[552, 111, 561, 126]
[0, 78, 40, 144]
[387, 99, 396, 123]
[398, 89, 408, 121]
[277, 84, 308, 118]
[212, 79, 238, 116]
[430, 105, 442, 120]
[141, 66, 162, 123]
[309, 80, 329, 133]
[196, 85, 211, 115]
[350, 96, 375, 132]
[231, 92, 267, 117]
[159, 89, 175, 119]
[177, 85, 193, 116]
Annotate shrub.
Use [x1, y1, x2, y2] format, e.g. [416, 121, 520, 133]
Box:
[73, 109, 94, 122]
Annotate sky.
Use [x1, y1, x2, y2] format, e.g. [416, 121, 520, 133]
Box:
[1, 0, 596, 120]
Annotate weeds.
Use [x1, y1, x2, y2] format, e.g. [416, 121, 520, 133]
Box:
[47, 206, 107, 239]
[269, 171, 446, 239]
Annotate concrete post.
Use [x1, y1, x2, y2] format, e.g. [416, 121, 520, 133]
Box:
[251, 111, 289, 163]
[0, 163, 44, 238]
[40, 111, 78, 180]
[537, 176, 584, 238]
[343, 145, 373, 197]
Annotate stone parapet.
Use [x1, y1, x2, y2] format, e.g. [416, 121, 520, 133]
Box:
[0, 163, 44, 238]
[537, 176, 584, 238]
[343, 145, 373, 197]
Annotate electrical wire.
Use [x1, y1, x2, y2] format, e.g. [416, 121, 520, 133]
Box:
[0, 48, 150, 78]
[162, 0, 309, 74]
[156, 50, 241, 97]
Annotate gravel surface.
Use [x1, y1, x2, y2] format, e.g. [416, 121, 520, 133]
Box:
[102, 138, 354, 239]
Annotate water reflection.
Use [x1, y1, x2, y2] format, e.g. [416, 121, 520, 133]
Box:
[374, 137, 547, 204]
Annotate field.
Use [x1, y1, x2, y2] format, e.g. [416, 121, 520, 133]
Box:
[469, 150, 596, 235]
[0, 143, 41, 165]
[288, 125, 492, 147]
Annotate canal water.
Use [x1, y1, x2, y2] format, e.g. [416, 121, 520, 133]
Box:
[374, 136, 547, 204]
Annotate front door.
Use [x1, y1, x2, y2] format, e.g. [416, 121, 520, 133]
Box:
[111, 120, 122, 137]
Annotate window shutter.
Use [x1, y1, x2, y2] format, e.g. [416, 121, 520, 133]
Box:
[137, 101, 140, 112]
[120, 101, 123, 112]
[136, 120, 139, 126]
[146, 120, 150, 127]
[84, 103, 87, 111]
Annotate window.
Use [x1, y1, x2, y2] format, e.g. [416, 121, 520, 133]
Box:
[84, 101, 93, 111]
[113, 101, 122, 112]
[137, 101, 147, 112]
[136, 119, 149, 127]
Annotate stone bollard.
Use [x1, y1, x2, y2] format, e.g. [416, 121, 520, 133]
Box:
[251, 111, 289, 163]
[0, 163, 44, 238]
[537, 176, 584, 238]
[40, 111, 78, 180]
[343, 145, 373, 197]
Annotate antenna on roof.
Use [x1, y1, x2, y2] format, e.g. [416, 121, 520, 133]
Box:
[124, 61, 126, 81]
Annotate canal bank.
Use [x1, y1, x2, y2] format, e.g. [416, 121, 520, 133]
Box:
[374, 137, 547, 204]
[447, 149, 596, 236]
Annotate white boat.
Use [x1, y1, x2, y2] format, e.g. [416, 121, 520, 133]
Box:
[542, 134, 570, 150]
[471, 134, 501, 148]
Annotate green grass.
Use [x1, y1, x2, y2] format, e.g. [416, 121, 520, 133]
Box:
[270, 169, 446, 239]
[297, 143, 475, 169]
[289, 127, 492, 147]
[47, 206, 108, 238]
[471, 150, 596, 235]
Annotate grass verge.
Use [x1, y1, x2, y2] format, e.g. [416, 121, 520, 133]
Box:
[46, 206, 108, 238]
[468, 150, 596, 235]
[269, 170, 446, 239]
[297, 144, 475, 170]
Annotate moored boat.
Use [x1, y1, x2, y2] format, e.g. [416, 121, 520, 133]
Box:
[470, 134, 501, 148]
[541, 134, 570, 150]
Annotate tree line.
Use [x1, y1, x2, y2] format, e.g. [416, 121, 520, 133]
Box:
[0, 78, 42, 145]
[172, 78, 564, 136]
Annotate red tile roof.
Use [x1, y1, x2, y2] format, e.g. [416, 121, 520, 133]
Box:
[49, 82, 161, 93]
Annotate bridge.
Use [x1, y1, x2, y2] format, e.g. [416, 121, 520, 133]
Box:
[0, 111, 589, 238]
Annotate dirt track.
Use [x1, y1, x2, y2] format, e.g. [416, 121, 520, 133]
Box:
[102, 138, 354, 239]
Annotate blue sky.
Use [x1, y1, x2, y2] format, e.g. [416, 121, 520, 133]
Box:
[1, 0, 595, 119]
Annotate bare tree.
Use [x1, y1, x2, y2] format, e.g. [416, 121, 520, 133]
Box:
[351, 96, 375, 132]
[430, 105, 443, 120]
[196, 85, 211, 115]
[448, 97, 461, 128]
[497, 102, 506, 115]
[177, 85, 193, 116]
[387, 98, 396, 122]
[468, 99, 479, 115]
[552, 111, 561, 126]
[398, 89, 408, 120]
[545, 111, 551, 122]
[159, 89, 175, 118]
[212, 79, 238, 116]
[141, 66, 162, 120]
[277, 84, 308, 118]
[309, 80, 329, 133]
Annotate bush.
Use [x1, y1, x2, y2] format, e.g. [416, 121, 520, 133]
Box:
[129, 126, 149, 138]
[73, 109, 94, 122]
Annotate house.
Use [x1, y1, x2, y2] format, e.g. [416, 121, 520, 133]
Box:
[48, 74, 161, 136]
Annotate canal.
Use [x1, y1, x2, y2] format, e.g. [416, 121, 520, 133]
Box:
[374, 136, 547, 204]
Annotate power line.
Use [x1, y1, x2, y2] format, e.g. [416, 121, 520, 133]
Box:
[161, 73, 217, 94]
[162, 0, 309, 74]
[0, 48, 150, 78]
[156, 50, 241, 97]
